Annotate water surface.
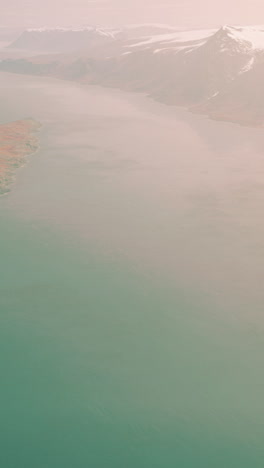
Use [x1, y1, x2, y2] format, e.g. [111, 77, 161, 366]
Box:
[1, 72, 264, 467]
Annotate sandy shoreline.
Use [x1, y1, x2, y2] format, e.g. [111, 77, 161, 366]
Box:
[0, 118, 41, 195]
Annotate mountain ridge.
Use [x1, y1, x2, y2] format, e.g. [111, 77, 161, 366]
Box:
[3, 24, 264, 127]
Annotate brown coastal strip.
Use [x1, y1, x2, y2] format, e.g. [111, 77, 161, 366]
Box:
[0, 119, 41, 195]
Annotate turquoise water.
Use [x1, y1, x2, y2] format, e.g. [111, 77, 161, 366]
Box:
[2, 215, 264, 467]
[2, 72, 264, 466]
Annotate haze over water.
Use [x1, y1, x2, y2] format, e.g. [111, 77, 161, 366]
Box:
[2, 71, 264, 467]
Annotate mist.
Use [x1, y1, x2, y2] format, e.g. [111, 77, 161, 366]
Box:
[2, 0, 264, 28]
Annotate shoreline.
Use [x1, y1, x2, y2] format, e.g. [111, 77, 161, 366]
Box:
[0, 66, 262, 130]
[0, 118, 41, 195]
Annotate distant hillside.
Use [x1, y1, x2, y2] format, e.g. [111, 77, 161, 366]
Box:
[8, 27, 118, 53]
[3, 24, 264, 127]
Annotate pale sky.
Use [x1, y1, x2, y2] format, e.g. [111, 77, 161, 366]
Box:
[1, 0, 264, 29]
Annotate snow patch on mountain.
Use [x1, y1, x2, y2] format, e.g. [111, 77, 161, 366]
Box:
[26, 26, 117, 38]
[129, 29, 215, 48]
[127, 25, 264, 56]
[239, 57, 255, 74]
[221, 25, 264, 50]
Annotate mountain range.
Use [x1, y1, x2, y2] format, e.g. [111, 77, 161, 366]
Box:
[2, 24, 264, 126]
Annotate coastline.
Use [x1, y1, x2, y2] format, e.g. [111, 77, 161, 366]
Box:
[0, 118, 41, 195]
[1, 67, 262, 130]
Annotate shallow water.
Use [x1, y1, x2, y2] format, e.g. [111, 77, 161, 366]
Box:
[1, 72, 264, 467]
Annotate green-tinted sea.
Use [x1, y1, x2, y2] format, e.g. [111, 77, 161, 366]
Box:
[1, 72, 264, 467]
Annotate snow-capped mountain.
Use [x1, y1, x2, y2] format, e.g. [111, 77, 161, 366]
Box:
[8, 24, 182, 52]
[91, 25, 264, 108]
[3, 24, 264, 126]
[8, 27, 119, 52]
